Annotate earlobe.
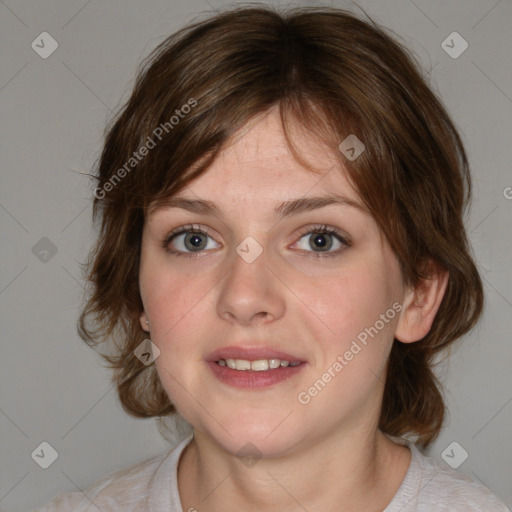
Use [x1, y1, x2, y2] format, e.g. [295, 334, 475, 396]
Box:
[140, 311, 150, 332]
[394, 261, 449, 344]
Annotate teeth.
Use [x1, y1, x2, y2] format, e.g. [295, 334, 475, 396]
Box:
[235, 359, 251, 371]
[218, 358, 301, 371]
[251, 359, 269, 371]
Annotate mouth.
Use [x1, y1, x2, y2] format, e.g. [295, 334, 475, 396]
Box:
[206, 345, 306, 364]
[215, 358, 302, 371]
[206, 346, 307, 389]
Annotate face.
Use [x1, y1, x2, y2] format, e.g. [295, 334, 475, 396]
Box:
[139, 107, 409, 457]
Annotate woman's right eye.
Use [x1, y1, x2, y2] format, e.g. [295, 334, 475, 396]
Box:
[163, 226, 220, 258]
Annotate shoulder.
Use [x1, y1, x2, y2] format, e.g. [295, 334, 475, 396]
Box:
[30, 449, 171, 512]
[406, 442, 509, 511]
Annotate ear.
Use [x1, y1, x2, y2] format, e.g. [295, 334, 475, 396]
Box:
[395, 259, 449, 343]
[140, 310, 150, 333]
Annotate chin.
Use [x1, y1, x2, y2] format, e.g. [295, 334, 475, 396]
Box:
[197, 415, 305, 460]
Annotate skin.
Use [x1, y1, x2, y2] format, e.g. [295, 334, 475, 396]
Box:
[139, 106, 449, 512]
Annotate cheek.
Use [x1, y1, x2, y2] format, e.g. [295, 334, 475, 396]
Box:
[298, 263, 400, 409]
[141, 269, 213, 412]
[304, 262, 397, 342]
[297, 268, 399, 416]
[140, 260, 213, 343]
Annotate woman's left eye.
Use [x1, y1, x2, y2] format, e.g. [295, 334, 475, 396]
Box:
[162, 224, 350, 258]
[292, 225, 350, 257]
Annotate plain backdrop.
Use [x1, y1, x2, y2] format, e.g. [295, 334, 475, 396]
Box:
[1, 0, 511, 510]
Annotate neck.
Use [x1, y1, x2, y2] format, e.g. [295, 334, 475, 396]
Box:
[177, 426, 411, 512]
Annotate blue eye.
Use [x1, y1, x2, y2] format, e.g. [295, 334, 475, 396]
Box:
[162, 224, 350, 259]
[293, 225, 350, 257]
[163, 224, 219, 258]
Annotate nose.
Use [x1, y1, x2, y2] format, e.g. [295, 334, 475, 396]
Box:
[216, 242, 286, 326]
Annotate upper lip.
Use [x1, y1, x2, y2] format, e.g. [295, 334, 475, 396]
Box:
[206, 345, 306, 363]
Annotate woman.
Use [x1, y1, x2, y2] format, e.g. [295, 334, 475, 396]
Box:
[34, 5, 508, 511]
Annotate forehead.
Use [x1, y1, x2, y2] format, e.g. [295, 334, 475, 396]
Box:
[167, 108, 362, 209]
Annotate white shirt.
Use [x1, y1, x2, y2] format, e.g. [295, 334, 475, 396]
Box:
[30, 434, 510, 511]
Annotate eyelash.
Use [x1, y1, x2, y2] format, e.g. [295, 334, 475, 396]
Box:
[162, 223, 351, 259]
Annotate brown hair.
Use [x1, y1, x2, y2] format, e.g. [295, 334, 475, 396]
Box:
[79, 5, 483, 449]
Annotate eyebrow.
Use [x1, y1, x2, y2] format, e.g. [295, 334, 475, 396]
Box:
[151, 195, 368, 218]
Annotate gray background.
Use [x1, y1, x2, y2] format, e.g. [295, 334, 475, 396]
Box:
[1, 0, 511, 510]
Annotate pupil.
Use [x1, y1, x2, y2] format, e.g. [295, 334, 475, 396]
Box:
[187, 233, 205, 250]
[311, 233, 331, 251]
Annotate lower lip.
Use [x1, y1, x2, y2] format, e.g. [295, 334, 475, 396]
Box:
[207, 361, 306, 389]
